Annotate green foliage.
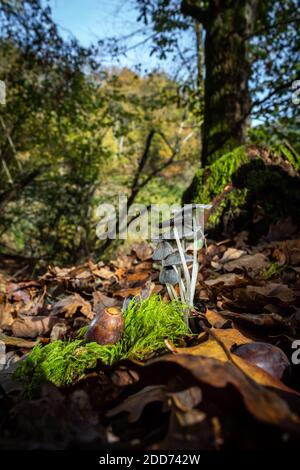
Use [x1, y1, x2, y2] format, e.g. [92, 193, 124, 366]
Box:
[0, 17, 199, 266]
[263, 263, 289, 280]
[15, 295, 190, 393]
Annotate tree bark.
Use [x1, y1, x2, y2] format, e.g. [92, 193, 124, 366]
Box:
[181, 0, 259, 165]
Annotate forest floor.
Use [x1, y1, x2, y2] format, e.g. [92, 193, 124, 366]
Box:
[1, 219, 300, 449]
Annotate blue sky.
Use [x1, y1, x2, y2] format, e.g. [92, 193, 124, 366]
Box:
[46, 0, 167, 71]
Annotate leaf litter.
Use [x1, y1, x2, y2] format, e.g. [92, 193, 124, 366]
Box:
[1, 228, 300, 449]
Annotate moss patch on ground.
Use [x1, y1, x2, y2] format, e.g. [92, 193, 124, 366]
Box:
[15, 295, 190, 394]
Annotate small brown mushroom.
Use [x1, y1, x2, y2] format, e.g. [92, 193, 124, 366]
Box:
[85, 306, 124, 345]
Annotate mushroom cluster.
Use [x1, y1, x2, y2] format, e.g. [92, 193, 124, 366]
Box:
[152, 204, 210, 324]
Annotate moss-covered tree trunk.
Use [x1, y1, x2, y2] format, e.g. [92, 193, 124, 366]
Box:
[202, 0, 258, 165]
[183, 145, 300, 241]
[181, 0, 259, 165]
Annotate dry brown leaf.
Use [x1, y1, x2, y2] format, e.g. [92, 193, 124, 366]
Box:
[220, 247, 245, 263]
[206, 309, 232, 328]
[107, 385, 167, 423]
[134, 261, 153, 271]
[111, 254, 133, 270]
[92, 291, 118, 313]
[93, 267, 115, 280]
[0, 302, 14, 329]
[167, 329, 297, 393]
[246, 283, 295, 303]
[218, 310, 281, 327]
[204, 273, 246, 287]
[114, 267, 127, 281]
[126, 272, 150, 284]
[224, 253, 270, 274]
[0, 332, 37, 348]
[132, 242, 153, 261]
[136, 355, 300, 429]
[11, 316, 60, 338]
[113, 287, 142, 298]
[51, 293, 94, 319]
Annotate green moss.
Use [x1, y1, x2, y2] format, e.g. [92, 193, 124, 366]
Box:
[15, 295, 189, 394]
[279, 144, 300, 171]
[191, 146, 249, 204]
[184, 144, 300, 233]
[183, 146, 250, 230]
[263, 262, 289, 280]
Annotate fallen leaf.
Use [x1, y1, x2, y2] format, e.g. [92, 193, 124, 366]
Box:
[0, 302, 14, 329]
[235, 283, 296, 306]
[224, 253, 270, 274]
[167, 329, 296, 393]
[132, 242, 153, 261]
[169, 386, 202, 412]
[114, 267, 127, 281]
[93, 267, 115, 280]
[113, 287, 142, 298]
[11, 316, 60, 338]
[134, 261, 153, 271]
[107, 385, 167, 423]
[220, 247, 245, 263]
[126, 272, 150, 284]
[111, 254, 133, 270]
[51, 293, 94, 319]
[218, 310, 283, 327]
[0, 332, 37, 348]
[131, 355, 300, 429]
[206, 309, 232, 328]
[92, 291, 119, 313]
[204, 273, 246, 287]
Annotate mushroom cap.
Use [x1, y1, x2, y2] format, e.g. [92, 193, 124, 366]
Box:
[152, 240, 174, 261]
[159, 266, 179, 285]
[162, 252, 193, 267]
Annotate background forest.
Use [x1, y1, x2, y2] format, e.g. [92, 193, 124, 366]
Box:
[0, 0, 299, 269]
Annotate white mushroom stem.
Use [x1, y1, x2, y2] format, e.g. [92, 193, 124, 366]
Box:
[173, 225, 191, 299]
[173, 265, 186, 302]
[166, 284, 177, 300]
[190, 216, 199, 306]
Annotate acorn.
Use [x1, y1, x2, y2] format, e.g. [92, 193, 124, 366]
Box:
[85, 307, 124, 345]
[232, 342, 291, 381]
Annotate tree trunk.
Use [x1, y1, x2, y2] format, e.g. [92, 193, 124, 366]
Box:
[202, 0, 258, 165]
[181, 0, 259, 165]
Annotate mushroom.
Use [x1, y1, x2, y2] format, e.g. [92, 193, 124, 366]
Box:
[152, 205, 208, 327]
[152, 240, 174, 261]
[159, 266, 179, 286]
[162, 252, 193, 267]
